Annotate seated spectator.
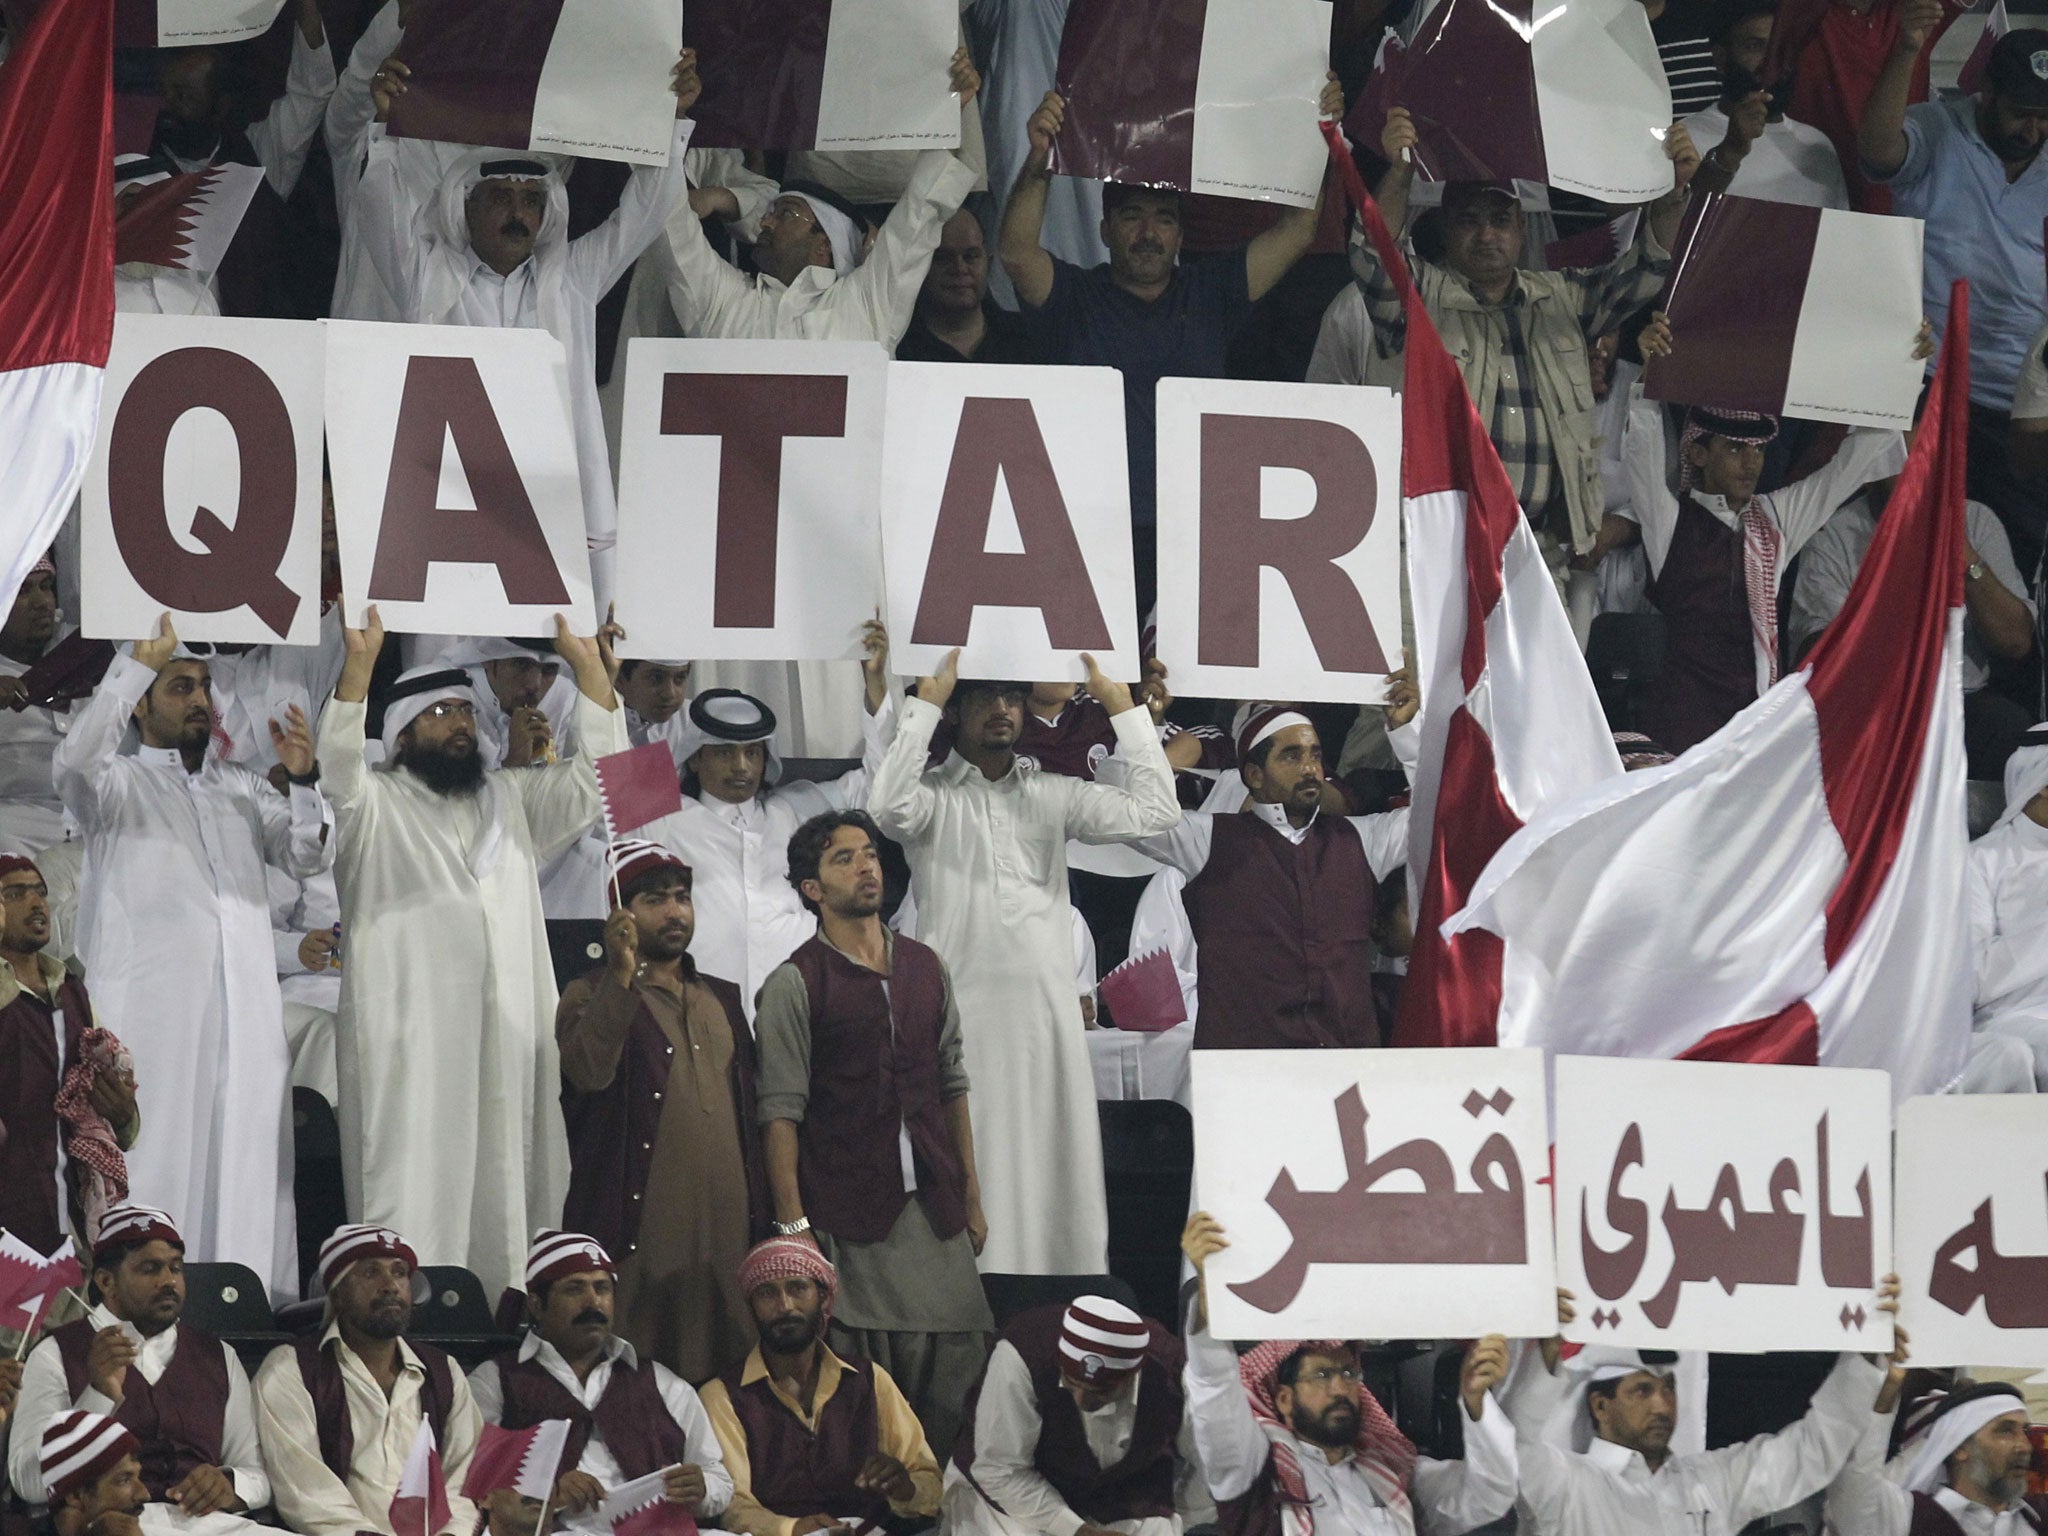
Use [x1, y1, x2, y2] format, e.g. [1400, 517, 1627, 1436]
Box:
[1684, 0, 1849, 207]
[151, 0, 336, 200]
[557, 841, 761, 1383]
[896, 210, 1040, 363]
[1791, 486, 2035, 776]
[1179, 1213, 1518, 1536]
[0, 555, 79, 853]
[1351, 111, 1698, 599]
[700, 1238, 943, 1536]
[1825, 1379, 2044, 1534]
[943, 1296, 1195, 1536]
[253, 1225, 480, 1536]
[36, 1412, 146, 1536]
[468, 1231, 732, 1523]
[658, 51, 982, 346]
[9, 1207, 268, 1534]
[615, 658, 693, 760]
[755, 810, 993, 1453]
[1621, 322, 1907, 751]
[0, 852, 137, 1256]
[1001, 79, 1342, 614]
[1968, 723, 2048, 1088]
[1862, 9, 2048, 580]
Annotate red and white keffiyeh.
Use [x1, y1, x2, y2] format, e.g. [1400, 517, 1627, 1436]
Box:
[1237, 1340, 1418, 1536]
[51, 1027, 134, 1248]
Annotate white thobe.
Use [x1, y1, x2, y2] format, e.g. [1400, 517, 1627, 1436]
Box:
[0, 641, 76, 853]
[1183, 1323, 1518, 1536]
[54, 654, 331, 1299]
[11, 1304, 271, 1530]
[867, 696, 1179, 1273]
[1508, 1351, 1884, 1536]
[468, 1333, 733, 1514]
[1968, 812, 2048, 1085]
[1824, 1407, 2035, 1536]
[1679, 106, 1849, 209]
[114, 266, 220, 316]
[253, 1324, 482, 1536]
[271, 862, 342, 1103]
[318, 689, 628, 1298]
[174, 25, 337, 200]
[201, 611, 349, 774]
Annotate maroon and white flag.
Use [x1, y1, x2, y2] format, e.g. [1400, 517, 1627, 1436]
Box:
[684, 0, 962, 152]
[114, 163, 264, 279]
[1958, 0, 2009, 94]
[388, 0, 685, 166]
[1053, 0, 1331, 205]
[0, 1237, 84, 1340]
[563, 1470, 696, 1536]
[1646, 192, 1925, 428]
[595, 744, 685, 838]
[1348, 0, 1672, 201]
[462, 1420, 571, 1503]
[389, 1421, 452, 1536]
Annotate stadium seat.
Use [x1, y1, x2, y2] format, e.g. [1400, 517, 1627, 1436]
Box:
[177, 1261, 291, 1372]
[293, 1088, 347, 1300]
[1097, 1100, 1193, 1327]
[980, 1272, 1142, 1331]
[411, 1264, 521, 1369]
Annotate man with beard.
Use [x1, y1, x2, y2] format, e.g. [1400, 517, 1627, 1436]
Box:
[1179, 1213, 1517, 1536]
[318, 607, 627, 1299]
[254, 1224, 484, 1536]
[556, 842, 763, 1381]
[700, 1238, 943, 1536]
[1683, 0, 1848, 206]
[1826, 1380, 2045, 1535]
[468, 1230, 732, 1522]
[753, 810, 992, 1454]
[10, 1208, 268, 1535]
[151, 0, 335, 201]
[55, 619, 330, 1298]
[37, 1411, 147, 1536]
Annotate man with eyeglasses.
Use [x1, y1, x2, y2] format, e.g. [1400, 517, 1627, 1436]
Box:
[1180, 1213, 1518, 1536]
[315, 606, 628, 1301]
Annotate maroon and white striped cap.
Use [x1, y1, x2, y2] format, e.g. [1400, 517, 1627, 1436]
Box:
[1057, 1296, 1150, 1384]
[92, 1204, 182, 1262]
[40, 1411, 140, 1503]
[317, 1223, 418, 1293]
[526, 1229, 615, 1292]
[1233, 706, 1312, 763]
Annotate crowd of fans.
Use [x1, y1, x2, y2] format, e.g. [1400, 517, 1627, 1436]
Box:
[3, 0, 2048, 1530]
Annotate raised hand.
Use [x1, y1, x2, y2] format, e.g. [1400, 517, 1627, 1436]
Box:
[371, 56, 410, 122]
[1025, 91, 1066, 171]
[268, 703, 315, 778]
[604, 907, 640, 987]
[1382, 105, 1419, 167]
[949, 46, 981, 107]
[1638, 309, 1674, 360]
[915, 647, 960, 707]
[861, 617, 891, 712]
[1460, 1335, 1511, 1419]
[1080, 652, 1134, 715]
[134, 613, 179, 673]
[1318, 69, 1345, 121]
[672, 47, 701, 118]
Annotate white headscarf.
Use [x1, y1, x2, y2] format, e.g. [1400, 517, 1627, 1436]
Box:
[674, 689, 783, 788]
[781, 190, 860, 276]
[1996, 725, 2048, 828]
[1898, 1384, 2029, 1493]
[380, 665, 480, 758]
[433, 151, 570, 265]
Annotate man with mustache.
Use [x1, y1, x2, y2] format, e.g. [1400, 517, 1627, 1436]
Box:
[253, 1224, 485, 1536]
[469, 1230, 731, 1522]
[38, 1410, 148, 1536]
[1826, 1379, 2046, 1535]
[1682, 0, 1849, 207]
[556, 842, 763, 1381]
[752, 809, 993, 1454]
[701, 1238, 943, 1536]
[10, 1207, 269, 1536]
[318, 607, 627, 1301]
[54, 616, 331, 1298]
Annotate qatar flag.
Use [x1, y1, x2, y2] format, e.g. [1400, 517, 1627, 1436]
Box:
[0, 0, 113, 608]
[1444, 285, 1976, 1098]
[389, 1421, 452, 1536]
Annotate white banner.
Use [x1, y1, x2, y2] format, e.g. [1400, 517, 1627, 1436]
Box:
[324, 320, 596, 637]
[157, 0, 287, 44]
[1155, 378, 1404, 705]
[83, 313, 325, 646]
[1528, 0, 1673, 202]
[1189, 0, 1330, 206]
[815, 0, 961, 151]
[531, 0, 685, 164]
[1192, 1048, 1556, 1341]
[614, 338, 885, 663]
[1897, 1095, 2048, 1368]
[880, 363, 1140, 683]
[1554, 1056, 1894, 1353]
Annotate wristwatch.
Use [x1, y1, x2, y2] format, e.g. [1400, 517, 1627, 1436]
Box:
[1967, 559, 1988, 582]
[772, 1216, 812, 1236]
[286, 763, 321, 787]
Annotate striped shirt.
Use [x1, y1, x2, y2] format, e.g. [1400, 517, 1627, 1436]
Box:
[1654, 16, 1722, 116]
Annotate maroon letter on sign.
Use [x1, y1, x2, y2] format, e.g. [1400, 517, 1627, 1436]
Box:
[660, 373, 848, 629]
[368, 354, 572, 605]
[1197, 414, 1389, 672]
[106, 347, 303, 637]
[911, 397, 1113, 649]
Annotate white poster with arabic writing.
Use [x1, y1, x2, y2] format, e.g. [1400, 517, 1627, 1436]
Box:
[1553, 1056, 1894, 1354]
[1897, 1095, 2048, 1368]
[1191, 1048, 1556, 1341]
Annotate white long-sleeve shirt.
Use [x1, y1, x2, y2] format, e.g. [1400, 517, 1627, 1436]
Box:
[10, 1305, 271, 1511]
[1969, 812, 2048, 1041]
[468, 1333, 732, 1515]
[236, 23, 340, 198]
[1182, 1323, 1517, 1536]
[1507, 1351, 1884, 1536]
[253, 1326, 481, 1536]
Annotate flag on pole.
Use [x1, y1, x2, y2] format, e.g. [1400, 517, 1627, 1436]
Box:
[1443, 283, 1976, 1098]
[0, 0, 114, 611]
[389, 1420, 453, 1536]
[595, 743, 685, 837]
[0, 1237, 85, 1338]
[1958, 0, 2009, 94]
[463, 1420, 571, 1503]
[1317, 122, 1623, 1050]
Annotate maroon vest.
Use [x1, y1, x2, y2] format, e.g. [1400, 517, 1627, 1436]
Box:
[491, 1348, 689, 1482]
[1181, 814, 1378, 1050]
[0, 974, 95, 1252]
[952, 1306, 1182, 1525]
[718, 1354, 891, 1524]
[55, 1318, 228, 1500]
[783, 936, 965, 1244]
[1216, 1462, 1296, 1536]
[291, 1334, 454, 1480]
[559, 966, 765, 1257]
[1644, 493, 1761, 755]
[1908, 1492, 2048, 1536]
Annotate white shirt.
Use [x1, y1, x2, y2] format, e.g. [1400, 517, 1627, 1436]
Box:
[10, 1305, 271, 1510]
[468, 1333, 732, 1514]
[231, 24, 338, 200]
[253, 1325, 482, 1536]
[1826, 1405, 2042, 1535]
[1680, 106, 1849, 209]
[1970, 811, 2048, 1038]
[0, 638, 76, 852]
